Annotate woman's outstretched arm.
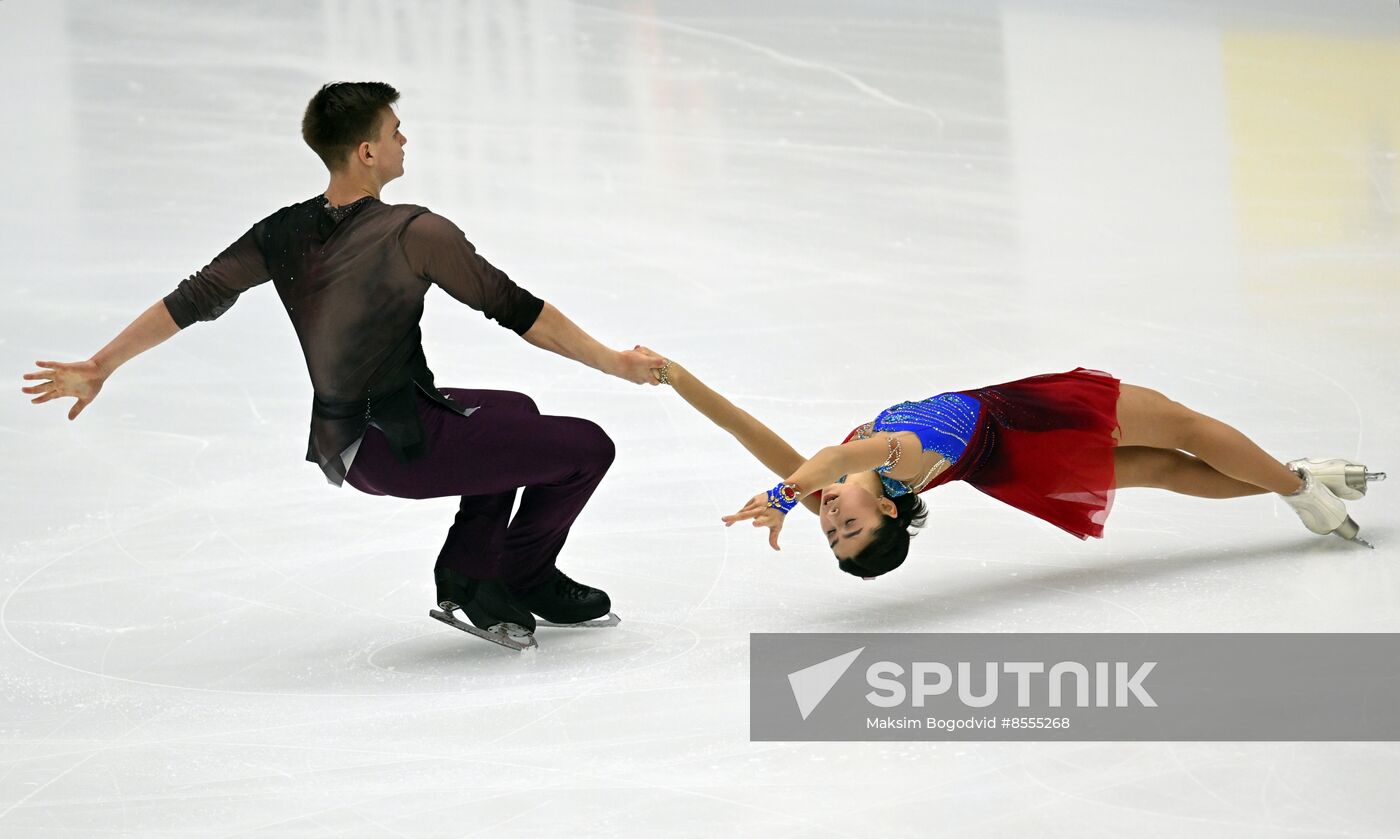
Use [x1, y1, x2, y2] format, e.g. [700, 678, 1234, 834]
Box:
[646, 352, 821, 515]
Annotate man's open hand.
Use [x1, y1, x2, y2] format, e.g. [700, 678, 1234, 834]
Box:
[22, 359, 108, 420]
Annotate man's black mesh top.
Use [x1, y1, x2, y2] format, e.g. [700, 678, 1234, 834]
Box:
[163, 195, 545, 486]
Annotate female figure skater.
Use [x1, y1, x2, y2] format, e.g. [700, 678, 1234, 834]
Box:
[641, 352, 1382, 577]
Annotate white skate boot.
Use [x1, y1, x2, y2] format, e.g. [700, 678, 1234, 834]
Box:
[1282, 468, 1373, 548]
[1286, 458, 1386, 501]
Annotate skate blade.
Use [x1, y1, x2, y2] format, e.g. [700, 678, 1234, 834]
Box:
[1331, 518, 1375, 550]
[537, 612, 621, 629]
[429, 608, 537, 651]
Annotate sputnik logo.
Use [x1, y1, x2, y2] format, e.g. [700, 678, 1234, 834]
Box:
[787, 647, 865, 720]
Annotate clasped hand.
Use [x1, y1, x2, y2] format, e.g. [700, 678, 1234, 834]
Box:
[612, 346, 666, 385]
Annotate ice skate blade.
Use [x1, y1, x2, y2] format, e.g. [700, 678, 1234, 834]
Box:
[1331, 518, 1375, 550]
[429, 607, 538, 652]
[536, 612, 621, 629]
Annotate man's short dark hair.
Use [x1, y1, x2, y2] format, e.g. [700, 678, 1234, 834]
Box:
[837, 492, 928, 578]
[301, 82, 400, 171]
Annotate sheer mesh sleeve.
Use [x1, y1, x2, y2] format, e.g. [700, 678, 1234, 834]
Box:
[162, 227, 271, 329]
[402, 212, 544, 335]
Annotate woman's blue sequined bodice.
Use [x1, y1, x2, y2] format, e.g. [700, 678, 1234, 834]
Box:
[875, 392, 980, 464]
[841, 392, 982, 497]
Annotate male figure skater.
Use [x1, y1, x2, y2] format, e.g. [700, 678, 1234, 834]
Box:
[22, 82, 661, 650]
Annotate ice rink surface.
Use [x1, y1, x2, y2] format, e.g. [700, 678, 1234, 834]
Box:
[3, 0, 1399, 835]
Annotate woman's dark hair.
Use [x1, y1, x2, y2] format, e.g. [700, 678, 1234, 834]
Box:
[301, 82, 400, 171]
[837, 491, 928, 578]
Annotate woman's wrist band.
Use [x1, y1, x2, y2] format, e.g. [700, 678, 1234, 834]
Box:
[656, 359, 674, 386]
[765, 481, 803, 514]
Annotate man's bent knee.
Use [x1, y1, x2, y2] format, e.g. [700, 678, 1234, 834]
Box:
[572, 418, 615, 470]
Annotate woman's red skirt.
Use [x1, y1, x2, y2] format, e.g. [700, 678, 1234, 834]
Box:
[846, 367, 1122, 539]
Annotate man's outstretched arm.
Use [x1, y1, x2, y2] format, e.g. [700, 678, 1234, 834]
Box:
[95, 300, 184, 374]
[21, 300, 181, 420]
[22, 228, 270, 420]
[522, 302, 660, 385]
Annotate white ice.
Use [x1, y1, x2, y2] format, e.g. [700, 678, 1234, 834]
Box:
[2, 0, 1399, 836]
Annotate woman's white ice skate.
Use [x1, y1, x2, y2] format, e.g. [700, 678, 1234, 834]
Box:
[1287, 458, 1386, 501]
[1282, 469, 1373, 548]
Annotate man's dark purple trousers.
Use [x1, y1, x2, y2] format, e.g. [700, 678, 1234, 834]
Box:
[345, 388, 614, 592]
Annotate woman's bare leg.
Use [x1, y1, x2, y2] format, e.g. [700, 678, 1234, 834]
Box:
[1114, 446, 1271, 498]
[1114, 384, 1303, 495]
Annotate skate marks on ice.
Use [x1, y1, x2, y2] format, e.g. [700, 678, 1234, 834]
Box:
[2, 536, 698, 694]
[366, 615, 700, 684]
[575, 2, 948, 129]
[3, 593, 698, 695]
[799, 528, 1391, 636]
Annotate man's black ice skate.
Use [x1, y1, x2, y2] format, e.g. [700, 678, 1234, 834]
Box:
[429, 567, 538, 651]
[514, 568, 620, 628]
